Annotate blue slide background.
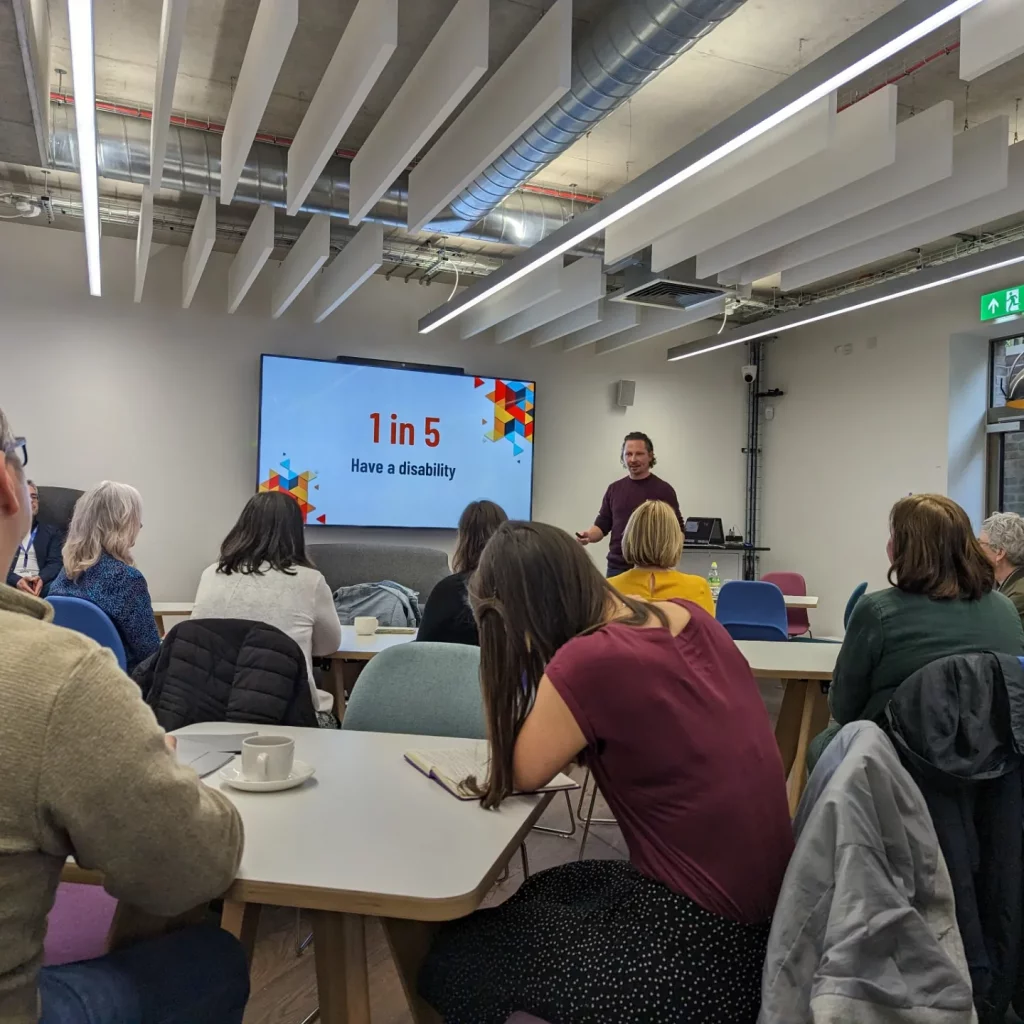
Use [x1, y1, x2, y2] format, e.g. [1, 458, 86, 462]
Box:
[258, 356, 534, 528]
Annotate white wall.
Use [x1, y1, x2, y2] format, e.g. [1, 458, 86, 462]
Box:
[761, 266, 1023, 636]
[0, 221, 748, 598]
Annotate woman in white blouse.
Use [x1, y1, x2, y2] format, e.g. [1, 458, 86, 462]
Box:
[191, 492, 341, 716]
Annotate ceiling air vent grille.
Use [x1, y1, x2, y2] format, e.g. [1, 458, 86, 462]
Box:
[611, 277, 725, 311]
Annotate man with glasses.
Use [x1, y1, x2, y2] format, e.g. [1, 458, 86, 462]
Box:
[0, 409, 249, 1022]
[6, 471, 64, 598]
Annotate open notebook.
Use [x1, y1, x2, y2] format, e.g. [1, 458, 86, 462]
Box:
[405, 741, 577, 801]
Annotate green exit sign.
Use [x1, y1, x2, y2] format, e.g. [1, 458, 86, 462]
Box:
[981, 284, 1023, 322]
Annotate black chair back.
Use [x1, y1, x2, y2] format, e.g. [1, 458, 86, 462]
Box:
[36, 486, 83, 534]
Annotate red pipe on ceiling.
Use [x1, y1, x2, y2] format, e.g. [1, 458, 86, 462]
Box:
[837, 40, 960, 111]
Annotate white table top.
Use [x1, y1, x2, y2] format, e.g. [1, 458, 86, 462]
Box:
[175, 724, 546, 919]
[152, 601, 194, 616]
[736, 639, 839, 680]
[334, 625, 418, 659]
[783, 595, 818, 609]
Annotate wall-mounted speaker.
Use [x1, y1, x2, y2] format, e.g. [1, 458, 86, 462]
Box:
[616, 379, 636, 407]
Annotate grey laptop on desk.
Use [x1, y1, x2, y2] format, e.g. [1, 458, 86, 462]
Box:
[684, 517, 725, 545]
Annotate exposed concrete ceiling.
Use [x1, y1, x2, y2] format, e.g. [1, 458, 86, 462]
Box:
[0, 0, 46, 168]
[45, 0, 616, 152]
[4, 0, 1023, 312]
[538, 0, 904, 192]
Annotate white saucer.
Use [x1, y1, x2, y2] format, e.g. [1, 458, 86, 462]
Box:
[218, 758, 316, 792]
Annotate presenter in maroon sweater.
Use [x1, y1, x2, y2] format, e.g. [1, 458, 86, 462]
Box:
[577, 431, 684, 576]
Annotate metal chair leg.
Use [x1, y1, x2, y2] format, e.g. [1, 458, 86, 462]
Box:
[575, 768, 616, 826]
[578, 779, 600, 860]
[531, 788, 577, 837]
[520, 842, 530, 878]
[295, 908, 313, 955]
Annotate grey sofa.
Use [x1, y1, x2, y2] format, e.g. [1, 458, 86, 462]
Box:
[307, 541, 450, 605]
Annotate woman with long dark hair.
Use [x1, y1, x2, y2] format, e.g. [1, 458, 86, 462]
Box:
[419, 521, 793, 1024]
[191, 491, 341, 714]
[418, 499, 507, 645]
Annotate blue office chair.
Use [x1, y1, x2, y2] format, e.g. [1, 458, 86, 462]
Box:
[844, 582, 869, 629]
[715, 580, 789, 642]
[47, 596, 127, 671]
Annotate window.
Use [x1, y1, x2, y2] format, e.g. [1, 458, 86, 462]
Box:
[987, 336, 1024, 515]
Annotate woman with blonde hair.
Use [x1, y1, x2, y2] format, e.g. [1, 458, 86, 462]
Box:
[49, 481, 159, 672]
[809, 493, 1024, 767]
[608, 499, 714, 614]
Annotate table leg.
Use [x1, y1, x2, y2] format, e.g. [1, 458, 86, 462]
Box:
[221, 900, 262, 965]
[773, 677, 807, 777]
[324, 660, 366, 721]
[154, 613, 165, 637]
[381, 918, 442, 1024]
[783, 682, 831, 817]
[311, 910, 370, 1024]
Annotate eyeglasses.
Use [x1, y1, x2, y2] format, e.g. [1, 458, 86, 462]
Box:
[2, 436, 27, 467]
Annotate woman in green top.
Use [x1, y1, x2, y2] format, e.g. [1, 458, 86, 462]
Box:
[809, 494, 1024, 768]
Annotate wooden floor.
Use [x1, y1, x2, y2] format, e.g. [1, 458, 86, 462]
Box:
[242, 681, 785, 1024]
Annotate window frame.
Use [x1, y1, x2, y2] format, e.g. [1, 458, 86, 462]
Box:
[986, 332, 1024, 516]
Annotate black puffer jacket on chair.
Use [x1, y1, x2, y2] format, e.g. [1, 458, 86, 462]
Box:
[884, 651, 1024, 1024]
[132, 618, 317, 731]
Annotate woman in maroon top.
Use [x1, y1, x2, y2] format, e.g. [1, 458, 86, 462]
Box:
[420, 522, 793, 1024]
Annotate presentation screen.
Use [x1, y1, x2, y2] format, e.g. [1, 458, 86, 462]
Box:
[258, 355, 535, 528]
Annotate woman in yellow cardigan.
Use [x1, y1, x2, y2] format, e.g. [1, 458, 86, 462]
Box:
[609, 500, 715, 614]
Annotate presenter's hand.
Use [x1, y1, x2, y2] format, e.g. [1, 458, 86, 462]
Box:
[575, 531, 591, 546]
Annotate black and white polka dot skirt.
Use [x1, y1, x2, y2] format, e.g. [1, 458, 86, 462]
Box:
[419, 859, 769, 1024]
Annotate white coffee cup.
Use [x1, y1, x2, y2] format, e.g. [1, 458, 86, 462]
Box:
[354, 615, 378, 636]
[241, 735, 295, 782]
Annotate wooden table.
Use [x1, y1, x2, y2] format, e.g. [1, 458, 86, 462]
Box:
[197, 724, 548, 1023]
[736, 640, 839, 815]
[151, 601, 194, 635]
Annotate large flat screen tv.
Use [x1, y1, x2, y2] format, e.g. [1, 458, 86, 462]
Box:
[257, 354, 535, 528]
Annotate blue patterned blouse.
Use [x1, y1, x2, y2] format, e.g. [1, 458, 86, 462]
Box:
[49, 552, 161, 673]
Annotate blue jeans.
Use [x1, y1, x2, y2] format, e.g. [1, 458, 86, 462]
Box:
[39, 924, 249, 1024]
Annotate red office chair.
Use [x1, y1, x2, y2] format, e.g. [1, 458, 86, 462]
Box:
[761, 571, 811, 638]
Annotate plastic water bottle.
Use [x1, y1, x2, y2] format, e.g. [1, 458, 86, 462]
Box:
[708, 561, 721, 601]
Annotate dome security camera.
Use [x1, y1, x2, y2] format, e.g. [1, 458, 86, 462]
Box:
[742, 364, 758, 385]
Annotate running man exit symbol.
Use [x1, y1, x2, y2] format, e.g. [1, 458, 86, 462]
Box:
[981, 285, 1023, 322]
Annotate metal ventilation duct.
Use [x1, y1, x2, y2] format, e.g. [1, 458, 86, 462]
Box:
[446, 0, 748, 226]
[48, 0, 747, 242]
[48, 104, 581, 249]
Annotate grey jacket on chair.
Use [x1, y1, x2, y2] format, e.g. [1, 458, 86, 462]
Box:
[332, 580, 421, 627]
[759, 722, 976, 1024]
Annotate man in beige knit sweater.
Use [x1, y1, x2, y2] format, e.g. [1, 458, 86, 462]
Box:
[0, 405, 249, 1023]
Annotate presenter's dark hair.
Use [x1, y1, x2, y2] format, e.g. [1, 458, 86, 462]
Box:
[468, 521, 666, 809]
[218, 491, 314, 576]
[621, 431, 656, 467]
[452, 499, 507, 574]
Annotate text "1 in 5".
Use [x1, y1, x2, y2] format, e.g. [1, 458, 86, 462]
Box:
[369, 413, 441, 447]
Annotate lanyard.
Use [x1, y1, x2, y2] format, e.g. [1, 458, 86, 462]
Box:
[19, 527, 37, 570]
